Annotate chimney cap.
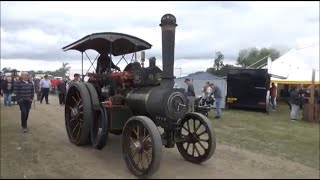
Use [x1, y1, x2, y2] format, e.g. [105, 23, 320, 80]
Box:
[149, 57, 156, 61]
[160, 14, 177, 26]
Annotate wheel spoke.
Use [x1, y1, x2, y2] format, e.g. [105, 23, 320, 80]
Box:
[186, 120, 191, 132]
[143, 150, 151, 164]
[70, 117, 76, 122]
[78, 104, 83, 109]
[142, 134, 150, 143]
[137, 126, 140, 139]
[77, 99, 82, 106]
[129, 137, 135, 143]
[198, 141, 207, 151]
[72, 96, 78, 105]
[133, 128, 138, 138]
[72, 123, 79, 133]
[198, 130, 207, 136]
[143, 150, 152, 158]
[194, 143, 201, 156]
[182, 125, 191, 134]
[76, 91, 80, 100]
[186, 142, 190, 151]
[193, 119, 196, 132]
[76, 123, 82, 140]
[194, 122, 202, 133]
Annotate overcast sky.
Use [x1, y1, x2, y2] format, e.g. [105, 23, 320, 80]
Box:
[1, 1, 319, 77]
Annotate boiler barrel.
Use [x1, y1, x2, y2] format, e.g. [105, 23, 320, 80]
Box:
[125, 87, 153, 115]
[126, 87, 188, 121]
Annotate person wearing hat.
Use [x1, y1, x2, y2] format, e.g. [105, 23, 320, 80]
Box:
[40, 74, 51, 104]
[184, 78, 195, 112]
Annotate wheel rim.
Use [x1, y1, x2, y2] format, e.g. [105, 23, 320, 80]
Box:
[177, 114, 215, 163]
[123, 121, 153, 174]
[66, 87, 84, 143]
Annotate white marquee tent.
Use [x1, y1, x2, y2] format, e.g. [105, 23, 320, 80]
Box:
[269, 44, 319, 85]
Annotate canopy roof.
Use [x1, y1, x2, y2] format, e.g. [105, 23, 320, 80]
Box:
[62, 32, 152, 56]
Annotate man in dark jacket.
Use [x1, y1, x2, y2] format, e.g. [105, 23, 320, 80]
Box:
[184, 78, 195, 112]
[14, 71, 35, 132]
[211, 83, 223, 119]
[96, 52, 121, 74]
[1, 76, 14, 106]
[289, 86, 300, 121]
[57, 79, 66, 106]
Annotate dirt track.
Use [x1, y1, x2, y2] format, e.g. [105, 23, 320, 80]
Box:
[1, 95, 319, 179]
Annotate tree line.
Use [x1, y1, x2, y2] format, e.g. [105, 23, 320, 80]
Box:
[189, 47, 281, 77]
[2, 62, 71, 78]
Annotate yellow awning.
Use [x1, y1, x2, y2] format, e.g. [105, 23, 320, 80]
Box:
[271, 80, 320, 85]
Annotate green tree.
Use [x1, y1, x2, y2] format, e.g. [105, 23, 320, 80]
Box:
[206, 64, 237, 77]
[2, 67, 12, 73]
[236, 47, 280, 68]
[214, 51, 224, 71]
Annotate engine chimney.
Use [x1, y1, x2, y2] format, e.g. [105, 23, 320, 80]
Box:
[149, 57, 156, 68]
[160, 14, 177, 88]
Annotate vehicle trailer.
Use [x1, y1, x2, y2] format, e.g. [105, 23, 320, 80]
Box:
[226, 68, 271, 112]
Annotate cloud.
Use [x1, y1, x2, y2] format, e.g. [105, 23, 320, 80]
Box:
[1, 1, 319, 75]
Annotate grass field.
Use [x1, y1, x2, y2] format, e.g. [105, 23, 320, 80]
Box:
[210, 102, 320, 170]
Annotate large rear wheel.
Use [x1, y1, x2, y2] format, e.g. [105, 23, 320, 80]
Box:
[122, 116, 162, 179]
[65, 83, 93, 146]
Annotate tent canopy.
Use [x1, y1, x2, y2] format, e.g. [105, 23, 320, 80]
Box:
[270, 44, 319, 85]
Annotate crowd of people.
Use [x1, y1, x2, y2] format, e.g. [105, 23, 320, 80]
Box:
[287, 84, 319, 121]
[184, 78, 223, 119]
[0, 72, 81, 132]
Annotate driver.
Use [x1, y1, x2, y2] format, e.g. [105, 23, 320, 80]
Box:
[96, 52, 121, 73]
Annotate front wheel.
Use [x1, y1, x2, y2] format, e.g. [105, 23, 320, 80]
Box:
[122, 116, 162, 179]
[176, 112, 216, 163]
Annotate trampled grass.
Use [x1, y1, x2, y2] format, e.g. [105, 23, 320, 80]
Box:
[209, 103, 320, 169]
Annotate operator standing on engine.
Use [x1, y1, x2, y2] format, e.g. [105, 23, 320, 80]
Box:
[97, 52, 121, 73]
[184, 78, 195, 112]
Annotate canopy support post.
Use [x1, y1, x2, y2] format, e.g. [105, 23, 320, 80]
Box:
[109, 38, 112, 72]
[134, 43, 137, 63]
[81, 52, 84, 82]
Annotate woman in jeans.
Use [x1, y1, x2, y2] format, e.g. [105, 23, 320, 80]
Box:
[1, 76, 14, 106]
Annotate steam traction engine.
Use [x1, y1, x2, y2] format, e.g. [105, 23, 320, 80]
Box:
[62, 14, 216, 178]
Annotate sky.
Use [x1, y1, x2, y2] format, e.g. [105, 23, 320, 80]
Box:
[1, 1, 319, 77]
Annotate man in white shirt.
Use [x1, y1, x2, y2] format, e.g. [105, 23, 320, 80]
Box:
[40, 75, 51, 104]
